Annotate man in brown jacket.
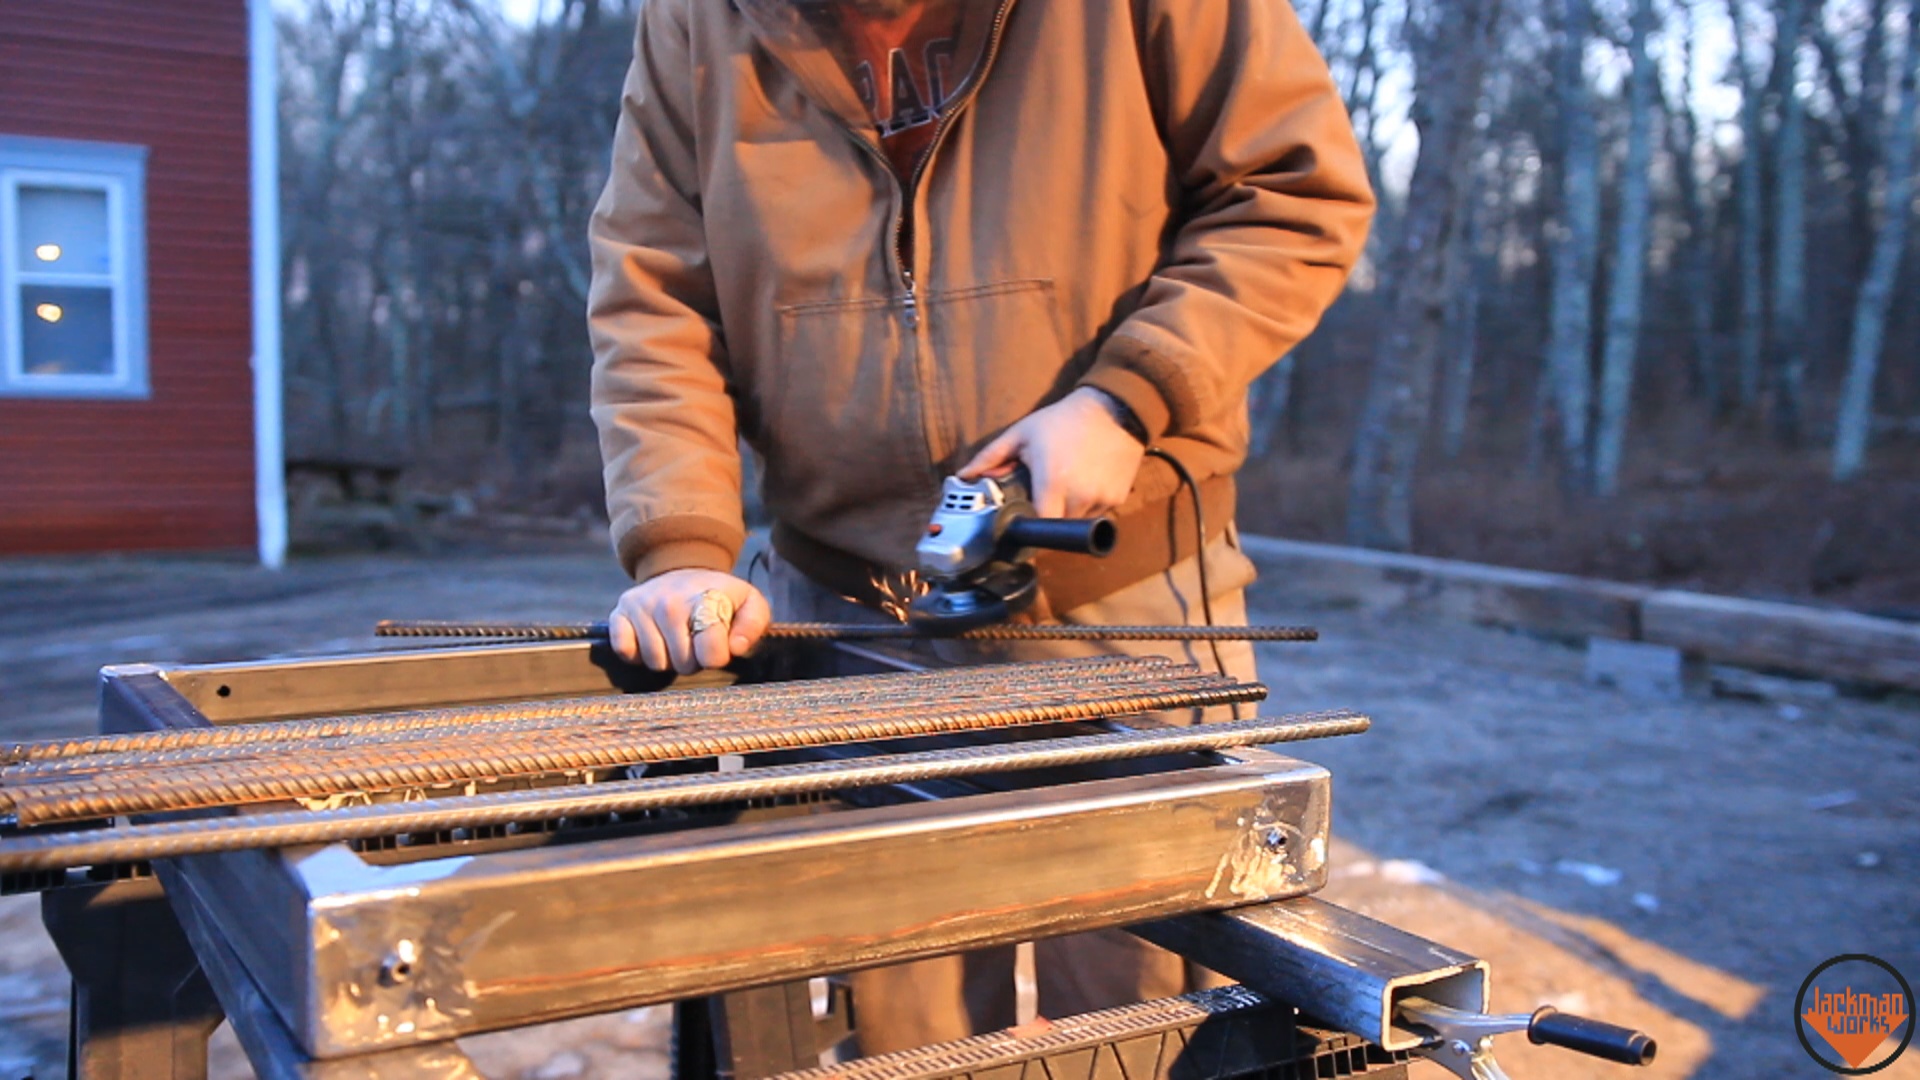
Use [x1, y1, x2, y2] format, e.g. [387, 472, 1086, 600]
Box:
[588, 0, 1374, 1054]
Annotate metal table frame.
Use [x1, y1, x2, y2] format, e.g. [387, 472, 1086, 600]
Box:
[33, 638, 1415, 1080]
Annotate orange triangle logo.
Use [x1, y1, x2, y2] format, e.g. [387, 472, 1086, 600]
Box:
[1803, 987, 1910, 1068]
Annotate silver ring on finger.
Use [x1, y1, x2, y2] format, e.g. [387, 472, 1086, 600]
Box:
[688, 589, 735, 636]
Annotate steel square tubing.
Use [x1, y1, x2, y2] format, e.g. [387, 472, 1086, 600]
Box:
[175, 755, 1327, 1059]
[1131, 898, 1489, 1053]
[102, 640, 740, 734]
[159, 860, 489, 1080]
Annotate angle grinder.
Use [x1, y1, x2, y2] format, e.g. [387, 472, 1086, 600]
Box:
[908, 467, 1118, 633]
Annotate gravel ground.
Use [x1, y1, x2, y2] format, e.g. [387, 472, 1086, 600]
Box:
[0, 549, 1914, 1079]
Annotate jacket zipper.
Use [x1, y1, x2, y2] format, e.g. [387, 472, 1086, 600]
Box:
[802, 0, 1019, 480]
[867, 0, 1021, 322]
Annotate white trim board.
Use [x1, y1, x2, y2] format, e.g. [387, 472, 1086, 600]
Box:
[250, 0, 287, 569]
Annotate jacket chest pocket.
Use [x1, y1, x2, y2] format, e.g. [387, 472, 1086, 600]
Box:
[750, 296, 930, 534]
[920, 278, 1072, 465]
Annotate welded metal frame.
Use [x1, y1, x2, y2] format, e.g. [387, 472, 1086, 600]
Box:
[1132, 898, 1489, 1053]
[63, 640, 1334, 1070]
[187, 753, 1326, 1057]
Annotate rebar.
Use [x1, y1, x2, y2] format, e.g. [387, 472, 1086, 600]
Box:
[0, 711, 1369, 874]
[373, 620, 1321, 643]
[1, 655, 1174, 767]
[1, 658, 1266, 825]
[8, 685, 1256, 824]
[1, 666, 1244, 789]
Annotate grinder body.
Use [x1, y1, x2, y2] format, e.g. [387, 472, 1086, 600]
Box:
[909, 469, 1116, 632]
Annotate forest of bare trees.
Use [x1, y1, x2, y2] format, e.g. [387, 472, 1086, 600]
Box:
[1333, 0, 1920, 547]
[278, 0, 1920, 595]
[279, 0, 634, 498]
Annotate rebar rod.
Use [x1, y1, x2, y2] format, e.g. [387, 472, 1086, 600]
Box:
[3, 661, 1215, 779]
[0, 669, 1249, 795]
[373, 620, 1322, 643]
[0, 711, 1369, 874]
[9, 685, 1257, 824]
[4, 667, 1266, 825]
[1, 655, 1177, 767]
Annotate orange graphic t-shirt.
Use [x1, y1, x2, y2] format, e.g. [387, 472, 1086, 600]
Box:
[830, 1, 964, 183]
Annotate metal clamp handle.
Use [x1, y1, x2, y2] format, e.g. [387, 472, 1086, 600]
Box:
[1528, 1006, 1658, 1065]
[1398, 996, 1656, 1079]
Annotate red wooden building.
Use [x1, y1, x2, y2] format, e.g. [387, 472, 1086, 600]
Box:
[0, 0, 283, 563]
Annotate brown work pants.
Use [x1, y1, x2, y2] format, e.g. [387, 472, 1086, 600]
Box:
[763, 533, 1259, 1056]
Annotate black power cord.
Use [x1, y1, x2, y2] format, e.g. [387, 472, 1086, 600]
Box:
[1144, 447, 1242, 719]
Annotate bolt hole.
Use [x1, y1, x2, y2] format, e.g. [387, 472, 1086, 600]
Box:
[216, 685, 231, 698]
[392, 962, 412, 979]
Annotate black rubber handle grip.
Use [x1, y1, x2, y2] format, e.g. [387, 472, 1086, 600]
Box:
[1002, 516, 1118, 557]
[1528, 1007, 1657, 1065]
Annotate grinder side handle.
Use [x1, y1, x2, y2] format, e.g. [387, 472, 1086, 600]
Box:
[1000, 516, 1117, 557]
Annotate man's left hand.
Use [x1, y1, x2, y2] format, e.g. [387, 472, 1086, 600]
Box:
[959, 387, 1147, 519]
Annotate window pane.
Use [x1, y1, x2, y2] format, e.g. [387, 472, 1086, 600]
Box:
[17, 186, 112, 275]
[20, 285, 115, 376]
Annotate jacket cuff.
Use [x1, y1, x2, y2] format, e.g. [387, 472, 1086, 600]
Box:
[1082, 331, 1196, 441]
[616, 515, 744, 581]
[1079, 363, 1173, 444]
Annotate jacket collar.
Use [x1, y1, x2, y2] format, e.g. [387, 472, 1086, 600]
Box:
[732, 0, 1019, 153]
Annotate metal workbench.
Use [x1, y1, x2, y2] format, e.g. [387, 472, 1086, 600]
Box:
[27, 639, 1465, 1080]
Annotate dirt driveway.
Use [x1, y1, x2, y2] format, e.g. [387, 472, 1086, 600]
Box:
[0, 548, 1914, 1079]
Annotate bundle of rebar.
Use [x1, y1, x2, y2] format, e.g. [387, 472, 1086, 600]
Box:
[0, 709, 1370, 875]
[0, 656, 1266, 828]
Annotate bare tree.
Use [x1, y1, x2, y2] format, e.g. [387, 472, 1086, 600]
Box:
[1248, 355, 1300, 458]
[1769, 0, 1817, 442]
[1834, 0, 1920, 479]
[1439, 190, 1486, 459]
[1307, 0, 1337, 43]
[1340, 0, 1397, 247]
[1592, 0, 1659, 495]
[1666, 2, 1722, 409]
[1543, 0, 1602, 481]
[1814, 0, 1893, 261]
[1347, 0, 1506, 550]
[1728, 0, 1769, 408]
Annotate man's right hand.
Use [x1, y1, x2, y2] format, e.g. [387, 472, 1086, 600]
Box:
[608, 570, 772, 675]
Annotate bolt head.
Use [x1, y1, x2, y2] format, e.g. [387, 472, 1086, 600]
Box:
[380, 940, 420, 986]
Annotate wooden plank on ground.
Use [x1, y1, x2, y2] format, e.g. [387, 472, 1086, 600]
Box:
[1236, 536, 1649, 641]
[1641, 590, 1920, 691]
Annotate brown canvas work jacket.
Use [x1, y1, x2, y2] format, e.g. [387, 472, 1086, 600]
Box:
[588, 0, 1376, 612]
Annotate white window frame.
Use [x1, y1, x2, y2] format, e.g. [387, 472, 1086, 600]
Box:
[0, 135, 149, 399]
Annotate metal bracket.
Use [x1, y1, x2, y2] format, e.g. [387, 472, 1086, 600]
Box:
[812, 977, 855, 1057]
[1395, 997, 1529, 1080]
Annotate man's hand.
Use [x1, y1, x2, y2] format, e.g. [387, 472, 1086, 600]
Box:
[959, 387, 1147, 518]
[608, 570, 772, 674]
